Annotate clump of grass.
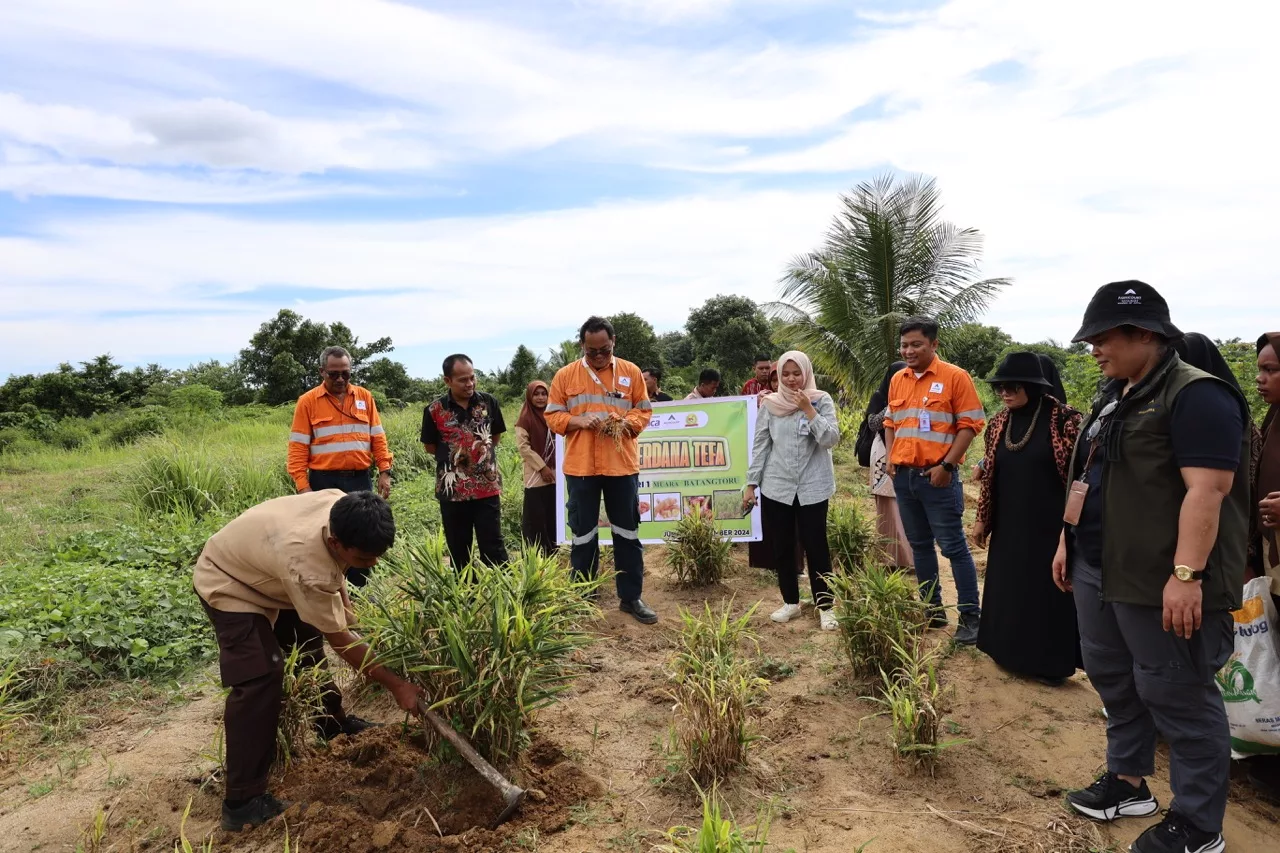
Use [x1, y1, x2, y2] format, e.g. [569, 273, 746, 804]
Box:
[667, 509, 733, 587]
[827, 500, 881, 572]
[828, 562, 927, 682]
[129, 444, 231, 518]
[276, 646, 327, 769]
[667, 602, 766, 785]
[360, 538, 599, 765]
[655, 784, 772, 852]
[868, 640, 963, 774]
[0, 657, 32, 759]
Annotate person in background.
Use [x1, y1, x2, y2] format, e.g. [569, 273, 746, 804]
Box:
[1037, 354, 1071, 405]
[744, 351, 841, 631]
[642, 366, 673, 402]
[768, 363, 779, 393]
[287, 345, 394, 587]
[1055, 282, 1248, 853]
[194, 491, 423, 831]
[514, 380, 557, 557]
[742, 356, 773, 396]
[971, 352, 1082, 685]
[545, 316, 657, 624]
[884, 316, 987, 644]
[420, 354, 509, 570]
[748, 360, 803, 575]
[867, 361, 914, 571]
[686, 368, 721, 399]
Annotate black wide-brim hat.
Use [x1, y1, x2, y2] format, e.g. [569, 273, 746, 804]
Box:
[1071, 280, 1184, 343]
[987, 351, 1050, 386]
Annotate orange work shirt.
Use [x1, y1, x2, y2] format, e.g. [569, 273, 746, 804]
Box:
[886, 358, 986, 468]
[287, 384, 393, 491]
[544, 358, 652, 477]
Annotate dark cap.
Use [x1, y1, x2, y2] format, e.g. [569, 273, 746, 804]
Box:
[1071, 280, 1183, 343]
[986, 352, 1050, 386]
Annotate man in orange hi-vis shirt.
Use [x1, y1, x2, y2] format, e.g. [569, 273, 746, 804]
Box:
[545, 316, 657, 625]
[288, 346, 394, 586]
[884, 316, 986, 645]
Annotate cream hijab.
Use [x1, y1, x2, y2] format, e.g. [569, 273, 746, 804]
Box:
[762, 350, 828, 417]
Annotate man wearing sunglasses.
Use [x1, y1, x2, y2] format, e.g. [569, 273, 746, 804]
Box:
[287, 346, 395, 586]
[1054, 281, 1249, 853]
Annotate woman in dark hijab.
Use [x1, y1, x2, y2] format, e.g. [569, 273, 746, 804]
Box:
[1036, 354, 1069, 404]
[1174, 332, 1244, 392]
[867, 361, 913, 570]
[514, 380, 557, 556]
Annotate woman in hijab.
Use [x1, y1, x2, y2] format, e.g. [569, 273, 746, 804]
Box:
[748, 362, 806, 575]
[1036, 353, 1070, 404]
[744, 351, 841, 630]
[867, 362, 913, 570]
[514, 380, 557, 557]
[971, 352, 1083, 684]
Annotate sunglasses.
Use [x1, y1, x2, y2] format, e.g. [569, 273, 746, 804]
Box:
[991, 383, 1024, 394]
[325, 370, 351, 379]
[583, 345, 614, 358]
[1084, 399, 1119, 442]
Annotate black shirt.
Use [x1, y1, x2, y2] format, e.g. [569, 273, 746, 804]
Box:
[652, 392, 673, 402]
[1071, 379, 1243, 570]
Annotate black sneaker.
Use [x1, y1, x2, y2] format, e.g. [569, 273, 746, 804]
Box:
[619, 598, 658, 624]
[222, 793, 288, 832]
[1130, 809, 1224, 853]
[1066, 772, 1159, 821]
[954, 612, 979, 645]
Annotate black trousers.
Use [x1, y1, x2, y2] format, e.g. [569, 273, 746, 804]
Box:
[200, 600, 343, 801]
[308, 468, 374, 587]
[439, 495, 509, 569]
[761, 495, 833, 608]
[522, 484, 557, 558]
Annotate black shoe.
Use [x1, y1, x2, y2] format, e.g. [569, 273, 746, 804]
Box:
[954, 612, 980, 645]
[222, 793, 288, 832]
[1129, 809, 1224, 853]
[1066, 772, 1159, 821]
[619, 598, 658, 624]
[926, 607, 948, 629]
[317, 714, 382, 741]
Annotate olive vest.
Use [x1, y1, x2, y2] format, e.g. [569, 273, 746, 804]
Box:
[1069, 355, 1250, 611]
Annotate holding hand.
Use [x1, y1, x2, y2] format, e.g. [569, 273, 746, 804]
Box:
[742, 485, 758, 514]
[377, 471, 392, 499]
[568, 414, 596, 432]
[539, 466, 555, 485]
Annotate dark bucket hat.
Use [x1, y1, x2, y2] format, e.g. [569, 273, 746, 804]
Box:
[1071, 280, 1183, 343]
[987, 352, 1050, 386]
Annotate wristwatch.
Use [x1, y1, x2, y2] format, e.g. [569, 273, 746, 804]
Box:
[941, 461, 957, 473]
[1173, 564, 1205, 582]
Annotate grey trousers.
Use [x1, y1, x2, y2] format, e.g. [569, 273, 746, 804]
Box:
[1072, 559, 1234, 832]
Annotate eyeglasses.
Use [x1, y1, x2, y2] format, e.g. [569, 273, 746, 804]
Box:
[583, 345, 614, 358]
[991, 383, 1023, 394]
[325, 370, 351, 379]
[1085, 399, 1118, 442]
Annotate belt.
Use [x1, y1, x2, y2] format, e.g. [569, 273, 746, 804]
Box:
[309, 469, 368, 477]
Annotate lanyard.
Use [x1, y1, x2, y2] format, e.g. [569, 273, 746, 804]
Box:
[581, 356, 617, 396]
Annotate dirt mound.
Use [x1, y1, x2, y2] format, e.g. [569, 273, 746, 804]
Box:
[227, 728, 602, 853]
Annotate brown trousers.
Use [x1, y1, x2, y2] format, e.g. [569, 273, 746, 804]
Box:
[200, 599, 344, 800]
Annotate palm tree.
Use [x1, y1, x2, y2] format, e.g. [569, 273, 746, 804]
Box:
[546, 339, 580, 372]
[771, 173, 1011, 394]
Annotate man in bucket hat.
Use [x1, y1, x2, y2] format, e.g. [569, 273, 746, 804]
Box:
[1052, 281, 1249, 853]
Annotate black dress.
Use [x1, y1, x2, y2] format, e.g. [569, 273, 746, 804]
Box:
[977, 404, 1081, 680]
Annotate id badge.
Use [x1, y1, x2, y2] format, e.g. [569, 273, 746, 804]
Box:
[1063, 480, 1088, 525]
[798, 418, 811, 437]
[918, 411, 931, 432]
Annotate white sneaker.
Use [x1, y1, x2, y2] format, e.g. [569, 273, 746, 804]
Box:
[819, 609, 838, 631]
[770, 603, 803, 623]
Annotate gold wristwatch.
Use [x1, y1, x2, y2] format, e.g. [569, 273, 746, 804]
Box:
[1173, 564, 1204, 582]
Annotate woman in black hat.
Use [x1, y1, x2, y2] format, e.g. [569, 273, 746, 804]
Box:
[971, 351, 1082, 684]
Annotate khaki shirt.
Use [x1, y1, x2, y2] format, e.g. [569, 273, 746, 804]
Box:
[193, 491, 348, 633]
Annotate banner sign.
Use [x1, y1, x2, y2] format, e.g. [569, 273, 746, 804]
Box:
[555, 396, 762, 545]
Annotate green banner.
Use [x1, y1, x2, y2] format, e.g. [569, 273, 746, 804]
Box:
[555, 396, 762, 545]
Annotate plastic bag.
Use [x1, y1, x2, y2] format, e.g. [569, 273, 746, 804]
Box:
[1216, 576, 1280, 757]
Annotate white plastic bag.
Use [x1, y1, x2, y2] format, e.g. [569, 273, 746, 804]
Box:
[1216, 576, 1280, 757]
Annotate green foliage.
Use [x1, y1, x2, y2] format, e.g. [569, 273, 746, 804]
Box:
[128, 441, 291, 519]
[0, 355, 174, 420]
[941, 323, 1014, 379]
[827, 501, 880, 573]
[666, 509, 734, 587]
[868, 640, 962, 774]
[656, 785, 774, 853]
[667, 602, 766, 785]
[0, 657, 32, 755]
[360, 539, 598, 765]
[276, 646, 326, 769]
[685, 296, 774, 388]
[828, 563, 928, 682]
[498, 440, 526, 553]
[1061, 352, 1103, 412]
[167, 384, 223, 414]
[1217, 338, 1268, 423]
[659, 330, 696, 369]
[774, 173, 1011, 394]
[105, 406, 170, 446]
[238, 309, 394, 405]
[607, 312, 664, 372]
[496, 344, 546, 392]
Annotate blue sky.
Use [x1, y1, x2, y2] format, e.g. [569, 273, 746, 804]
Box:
[0, 0, 1273, 379]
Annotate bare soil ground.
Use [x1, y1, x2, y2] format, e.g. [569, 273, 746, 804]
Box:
[1, 548, 1276, 852]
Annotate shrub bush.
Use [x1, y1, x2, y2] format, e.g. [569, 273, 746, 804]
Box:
[106, 406, 170, 446]
[667, 602, 766, 785]
[46, 419, 93, 450]
[360, 539, 598, 765]
[827, 500, 881, 572]
[167, 384, 223, 415]
[828, 563, 927, 683]
[666, 509, 733, 586]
